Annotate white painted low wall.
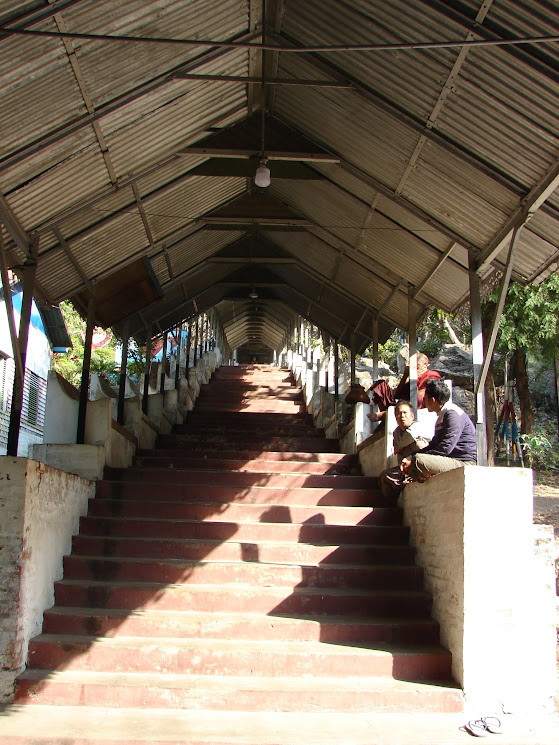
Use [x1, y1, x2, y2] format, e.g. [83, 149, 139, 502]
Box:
[34, 397, 136, 479]
[402, 465, 556, 713]
[0, 457, 94, 702]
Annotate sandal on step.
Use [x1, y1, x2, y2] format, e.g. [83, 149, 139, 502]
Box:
[464, 720, 488, 737]
[481, 717, 503, 735]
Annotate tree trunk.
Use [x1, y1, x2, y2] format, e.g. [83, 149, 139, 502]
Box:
[443, 316, 464, 347]
[513, 347, 534, 435]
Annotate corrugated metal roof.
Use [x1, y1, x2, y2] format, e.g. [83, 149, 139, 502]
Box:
[0, 0, 558, 357]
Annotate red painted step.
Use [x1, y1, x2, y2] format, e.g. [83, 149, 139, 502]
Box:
[71, 535, 417, 565]
[14, 670, 463, 713]
[14, 363, 463, 721]
[62, 555, 424, 590]
[102, 466, 377, 489]
[85, 498, 400, 524]
[40, 608, 440, 644]
[134, 454, 360, 475]
[94, 481, 385, 507]
[76, 515, 410, 544]
[26, 634, 452, 680]
[53, 580, 433, 617]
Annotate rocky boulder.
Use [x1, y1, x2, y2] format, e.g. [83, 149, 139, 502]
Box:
[431, 344, 475, 390]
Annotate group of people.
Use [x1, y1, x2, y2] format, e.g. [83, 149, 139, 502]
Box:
[366, 354, 477, 500]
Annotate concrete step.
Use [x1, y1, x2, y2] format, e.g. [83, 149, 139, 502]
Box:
[184, 411, 312, 425]
[136, 452, 358, 475]
[132, 457, 353, 475]
[172, 424, 325, 437]
[85, 499, 400, 526]
[139, 449, 354, 464]
[102, 466, 378, 490]
[193, 402, 307, 413]
[6, 707, 559, 745]
[94, 482, 386, 507]
[53, 580, 433, 617]
[156, 436, 339, 452]
[197, 391, 303, 401]
[15, 670, 463, 713]
[26, 635, 453, 680]
[40, 608, 439, 644]
[77, 515, 410, 545]
[71, 535, 417, 566]
[61, 555, 424, 590]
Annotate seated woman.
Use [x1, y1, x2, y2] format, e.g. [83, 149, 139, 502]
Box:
[367, 353, 441, 426]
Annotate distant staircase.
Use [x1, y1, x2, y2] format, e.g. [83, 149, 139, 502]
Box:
[13, 364, 463, 741]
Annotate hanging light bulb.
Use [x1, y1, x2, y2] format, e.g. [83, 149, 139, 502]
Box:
[254, 159, 271, 188]
[249, 288, 258, 299]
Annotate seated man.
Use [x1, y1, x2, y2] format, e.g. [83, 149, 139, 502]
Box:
[401, 378, 477, 482]
[379, 400, 430, 500]
[368, 353, 441, 425]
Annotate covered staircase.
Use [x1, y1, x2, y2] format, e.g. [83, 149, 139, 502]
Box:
[11, 365, 463, 742]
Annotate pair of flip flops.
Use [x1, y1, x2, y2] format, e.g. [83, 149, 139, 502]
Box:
[464, 717, 503, 737]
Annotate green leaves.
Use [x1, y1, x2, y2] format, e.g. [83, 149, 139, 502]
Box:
[52, 301, 118, 387]
[490, 274, 559, 361]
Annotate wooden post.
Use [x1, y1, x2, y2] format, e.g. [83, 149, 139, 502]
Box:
[142, 325, 152, 415]
[7, 247, 38, 455]
[186, 321, 193, 370]
[117, 321, 129, 426]
[159, 332, 168, 395]
[193, 316, 200, 365]
[175, 323, 182, 388]
[324, 334, 329, 393]
[372, 315, 379, 383]
[408, 287, 418, 413]
[334, 340, 339, 400]
[350, 331, 356, 385]
[77, 294, 95, 444]
[476, 225, 524, 395]
[469, 252, 488, 466]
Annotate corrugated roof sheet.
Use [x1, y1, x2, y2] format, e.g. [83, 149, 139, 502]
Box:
[0, 0, 557, 356]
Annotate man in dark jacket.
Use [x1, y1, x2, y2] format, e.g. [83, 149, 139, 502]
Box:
[401, 378, 477, 481]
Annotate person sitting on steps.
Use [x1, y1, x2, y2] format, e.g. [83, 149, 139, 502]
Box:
[379, 400, 430, 500]
[400, 378, 477, 484]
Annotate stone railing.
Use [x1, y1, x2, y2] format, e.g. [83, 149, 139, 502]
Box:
[31, 347, 222, 481]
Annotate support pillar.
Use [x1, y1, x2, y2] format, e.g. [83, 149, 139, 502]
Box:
[334, 339, 339, 401]
[77, 294, 95, 444]
[372, 315, 379, 383]
[7, 246, 38, 455]
[469, 252, 488, 466]
[350, 331, 356, 385]
[476, 225, 524, 396]
[159, 332, 168, 395]
[117, 321, 129, 426]
[174, 323, 182, 388]
[186, 321, 193, 370]
[408, 287, 418, 413]
[142, 325, 152, 415]
[193, 316, 199, 365]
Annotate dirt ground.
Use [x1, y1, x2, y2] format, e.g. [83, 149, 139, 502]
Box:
[533, 470, 559, 531]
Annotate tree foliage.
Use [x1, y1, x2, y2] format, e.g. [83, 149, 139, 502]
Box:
[491, 273, 559, 362]
[51, 301, 118, 387]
